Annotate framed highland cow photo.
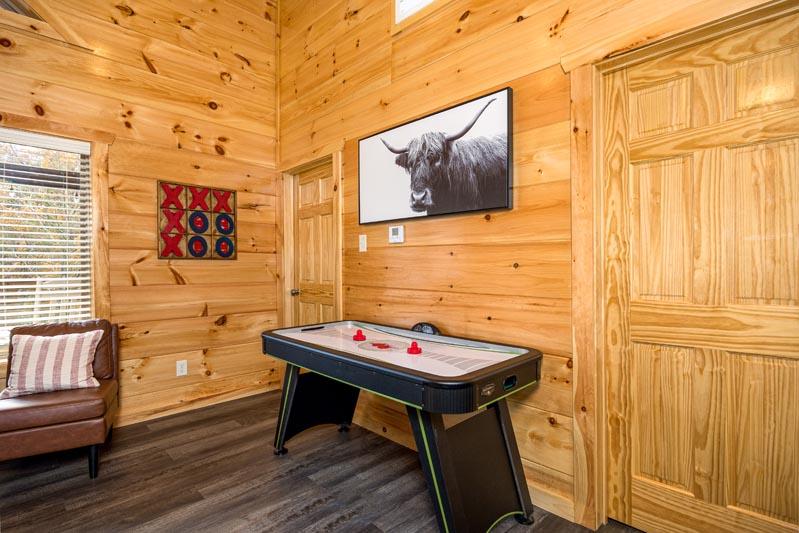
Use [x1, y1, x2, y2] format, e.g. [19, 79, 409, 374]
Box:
[358, 87, 512, 224]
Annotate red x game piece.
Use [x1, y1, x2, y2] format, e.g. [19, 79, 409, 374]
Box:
[160, 183, 184, 209]
[160, 233, 184, 258]
[212, 190, 233, 213]
[188, 187, 210, 210]
[162, 209, 185, 234]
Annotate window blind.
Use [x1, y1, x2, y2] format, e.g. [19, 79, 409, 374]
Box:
[0, 127, 92, 349]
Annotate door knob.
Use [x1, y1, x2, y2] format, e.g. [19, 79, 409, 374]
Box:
[290, 288, 300, 296]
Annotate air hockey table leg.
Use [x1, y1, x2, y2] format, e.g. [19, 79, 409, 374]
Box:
[273, 364, 361, 455]
[406, 400, 535, 532]
[273, 363, 299, 455]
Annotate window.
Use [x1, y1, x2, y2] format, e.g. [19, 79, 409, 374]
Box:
[395, 0, 438, 23]
[0, 127, 93, 352]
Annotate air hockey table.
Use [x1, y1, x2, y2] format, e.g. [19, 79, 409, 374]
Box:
[262, 320, 543, 532]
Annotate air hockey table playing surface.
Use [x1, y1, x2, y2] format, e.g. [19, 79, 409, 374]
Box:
[262, 320, 542, 414]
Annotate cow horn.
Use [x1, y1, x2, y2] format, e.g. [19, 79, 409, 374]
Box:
[380, 138, 409, 154]
[445, 98, 497, 142]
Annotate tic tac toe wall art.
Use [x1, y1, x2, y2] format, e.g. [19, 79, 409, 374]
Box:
[158, 181, 237, 260]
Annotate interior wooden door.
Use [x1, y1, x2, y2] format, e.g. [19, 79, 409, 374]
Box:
[293, 159, 339, 326]
[601, 12, 799, 533]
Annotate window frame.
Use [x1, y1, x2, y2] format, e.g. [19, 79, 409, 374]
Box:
[0, 112, 113, 366]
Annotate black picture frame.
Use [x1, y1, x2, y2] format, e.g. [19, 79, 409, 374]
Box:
[358, 87, 513, 225]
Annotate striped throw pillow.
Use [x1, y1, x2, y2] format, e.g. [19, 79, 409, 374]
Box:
[0, 330, 103, 399]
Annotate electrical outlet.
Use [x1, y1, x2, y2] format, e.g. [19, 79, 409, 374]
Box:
[176, 359, 188, 377]
[358, 234, 367, 252]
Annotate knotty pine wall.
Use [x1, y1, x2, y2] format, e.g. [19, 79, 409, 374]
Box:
[279, 0, 768, 523]
[0, 0, 281, 426]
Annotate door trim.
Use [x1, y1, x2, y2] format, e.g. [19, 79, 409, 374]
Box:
[278, 153, 343, 328]
[572, 1, 799, 529]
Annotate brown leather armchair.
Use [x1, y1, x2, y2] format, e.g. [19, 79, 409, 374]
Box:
[0, 319, 119, 478]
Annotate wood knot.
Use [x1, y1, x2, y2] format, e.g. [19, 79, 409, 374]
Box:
[566, 359, 573, 369]
[0, 38, 12, 48]
[484, 213, 491, 221]
[214, 315, 227, 326]
[208, 101, 219, 110]
[124, 121, 132, 129]
[548, 417, 557, 425]
[486, 316, 492, 321]
[264, 11, 272, 21]
[33, 104, 45, 116]
[214, 144, 225, 155]
[512, 262, 519, 269]
[233, 53, 251, 66]
[516, 15, 526, 22]
[573, 126, 579, 133]
[205, 370, 212, 376]
[581, 406, 587, 412]
[459, 10, 470, 21]
[114, 4, 135, 16]
[219, 72, 232, 83]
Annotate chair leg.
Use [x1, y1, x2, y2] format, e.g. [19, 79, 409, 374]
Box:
[88, 444, 99, 479]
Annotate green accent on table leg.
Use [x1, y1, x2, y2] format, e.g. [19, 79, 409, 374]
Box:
[486, 511, 525, 532]
[415, 408, 450, 533]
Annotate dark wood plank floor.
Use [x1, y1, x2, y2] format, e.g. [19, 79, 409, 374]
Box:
[0, 392, 637, 532]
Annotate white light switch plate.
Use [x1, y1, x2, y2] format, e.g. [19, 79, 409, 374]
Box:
[388, 225, 405, 244]
[359, 234, 367, 252]
[176, 359, 188, 376]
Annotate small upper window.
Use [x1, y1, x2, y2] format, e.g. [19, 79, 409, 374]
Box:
[395, 0, 437, 24]
[0, 127, 92, 351]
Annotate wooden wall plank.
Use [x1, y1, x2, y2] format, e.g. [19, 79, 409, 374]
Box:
[343, 242, 572, 299]
[110, 250, 277, 287]
[119, 311, 278, 359]
[0, 73, 276, 167]
[119, 342, 278, 396]
[108, 140, 278, 192]
[345, 285, 572, 357]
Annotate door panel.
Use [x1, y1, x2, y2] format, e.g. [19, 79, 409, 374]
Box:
[603, 12, 799, 532]
[293, 160, 339, 326]
[730, 138, 798, 305]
